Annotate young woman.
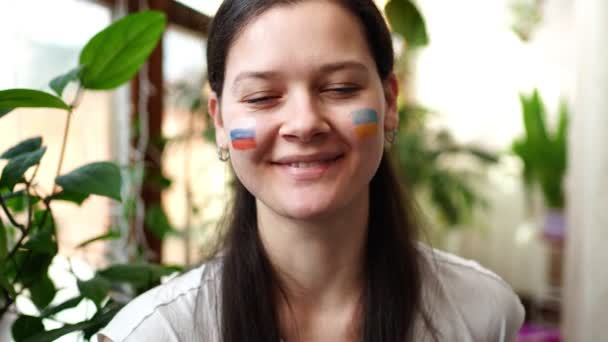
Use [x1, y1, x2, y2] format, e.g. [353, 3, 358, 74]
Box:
[99, 0, 524, 341]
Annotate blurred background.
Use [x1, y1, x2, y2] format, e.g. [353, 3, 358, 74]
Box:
[0, 0, 606, 341]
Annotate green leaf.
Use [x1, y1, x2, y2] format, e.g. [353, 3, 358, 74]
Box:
[77, 276, 110, 307]
[1, 137, 42, 159]
[55, 161, 122, 201]
[0, 147, 46, 191]
[385, 0, 429, 49]
[49, 65, 85, 97]
[0, 265, 16, 298]
[98, 263, 178, 288]
[0, 108, 12, 118]
[30, 274, 56, 309]
[24, 230, 57, 254]
[3, 191, 39, 214]
[24, 304, 121, 342]
[40, 296, 83, 317]
[0, 218, 6, 260]
[49, 190, 90, 205]
[19, 252, 55, 285]
[12, 315, 45, 342]
[144, 204, 177, 240]
[0, 89, 70, 116]
[76, 230, 120, 248]
[79, 11, 167, 89]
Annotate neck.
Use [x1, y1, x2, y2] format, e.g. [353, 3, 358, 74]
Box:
[257, 187, 369, 306]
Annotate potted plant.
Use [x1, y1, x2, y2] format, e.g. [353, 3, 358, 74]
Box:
[0, 11, 181, 341]
[512, 89, 568, 294]
[512, 89, 568, 239]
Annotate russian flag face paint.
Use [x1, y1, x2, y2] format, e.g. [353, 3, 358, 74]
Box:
[352, 108, 379, 139]
[230, 118, 257, 150]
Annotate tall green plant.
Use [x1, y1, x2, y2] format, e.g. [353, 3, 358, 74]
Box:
[0, 11, 179, 342]
[383, 0, 498, 227]
[512, 89, 568, 209]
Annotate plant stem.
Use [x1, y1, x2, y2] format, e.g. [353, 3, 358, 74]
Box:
[53, 109, 73, 192]
[0, 195, 25, 233]
[53, 86, 83, 192]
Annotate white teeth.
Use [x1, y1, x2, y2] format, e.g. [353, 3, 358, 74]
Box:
[288, 161, 324, 168]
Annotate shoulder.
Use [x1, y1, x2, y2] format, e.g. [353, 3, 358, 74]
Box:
[97, 258, 223, 342]
[419, 245, 525, 341]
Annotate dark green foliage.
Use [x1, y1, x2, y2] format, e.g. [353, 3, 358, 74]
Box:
[0, 89, 69, 117]
[144, 204, 177, 240]
[0, 147, 46, 191]
[12, 315, 45, 342]
[392, 105, 497, 226]
[1, 137, 43, 159]
[56, 162, 122, 201]
[49, 65, 85, 97]
[79, 11, 167, 89]
[385, 0, 429, 49]
[0, 10, 167, 341]
[512, 90, 568, 209]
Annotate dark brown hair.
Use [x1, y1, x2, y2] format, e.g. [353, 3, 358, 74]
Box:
[206, 1, 438, 341]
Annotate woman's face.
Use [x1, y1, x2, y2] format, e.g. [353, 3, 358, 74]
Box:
[209, 1, 398, 220]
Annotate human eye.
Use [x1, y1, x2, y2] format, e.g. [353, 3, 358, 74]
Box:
[241, 92, 281, 106]
[322, 84, 361, 98]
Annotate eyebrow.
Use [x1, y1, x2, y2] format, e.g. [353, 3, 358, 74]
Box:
[317, 61, 370, 74]
[231, 71, 281, 94]
[231, 61, 370, 94]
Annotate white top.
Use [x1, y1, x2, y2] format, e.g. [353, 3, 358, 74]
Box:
[98, 246, 525, 342]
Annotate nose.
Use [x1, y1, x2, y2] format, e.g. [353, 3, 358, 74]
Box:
[278, 91, 330, 143]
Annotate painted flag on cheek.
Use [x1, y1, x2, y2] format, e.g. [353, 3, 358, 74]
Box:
[230, 118, 257, 150]
[352, 108, 379, 139]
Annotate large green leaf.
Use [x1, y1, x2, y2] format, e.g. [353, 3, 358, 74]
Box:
[40, 296, 83, 317]
[55, 162, 122, 201]
[145, 204, 177, 240]
[0, 218, 7, 260]
[24, 305, 121, 342]
[1, 137, 42, 159]
[49, 190, 90, 205]
[0, 108, 12, 118]
[0, 89, 69, 117]
[0, 263, 16, 298]
[77, 230, 120, 249]
[30, 274, 56, 309]
[24, 230, 57, 255]
[18, 252, 55, 285]
[77, 276, 110, 307]
[79, 11, 167, 89]
[49, 65, 85, 97]
[385, 0, 429, 49]
[0, 147, 46, 191]
[12, 315, 45, 342]
[98, 263, 178, 288]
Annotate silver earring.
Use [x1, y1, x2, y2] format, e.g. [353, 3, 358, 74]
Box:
[217, 145, 230, 161]
[385, 129, 398, 145]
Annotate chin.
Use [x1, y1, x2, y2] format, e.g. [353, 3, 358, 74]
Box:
[278, 201, 338, 221]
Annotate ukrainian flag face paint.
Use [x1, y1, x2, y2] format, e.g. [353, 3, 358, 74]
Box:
[230, 118, 257, 150]
[352, 108, 379, 139]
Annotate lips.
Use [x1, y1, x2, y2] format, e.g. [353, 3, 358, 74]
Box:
[272, 152, 344, 165]
[271, 152, 344, 180]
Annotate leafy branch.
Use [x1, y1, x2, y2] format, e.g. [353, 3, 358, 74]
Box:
[0, 10, 176, 342]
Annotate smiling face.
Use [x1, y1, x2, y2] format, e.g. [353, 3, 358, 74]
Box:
[209, 0, 398, 220]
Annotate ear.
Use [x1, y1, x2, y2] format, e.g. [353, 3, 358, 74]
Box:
[382, 73, 399, 131]
[208, 91, 229, 148]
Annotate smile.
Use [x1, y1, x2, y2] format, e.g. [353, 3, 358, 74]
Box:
[271, 154, 344, 180]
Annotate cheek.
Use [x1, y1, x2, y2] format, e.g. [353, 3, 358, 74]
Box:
[350, 108, 381, 143]
[228, 118, 257, 151]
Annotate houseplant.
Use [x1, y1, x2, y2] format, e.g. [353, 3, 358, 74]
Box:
[0, 10, 180, 341]
[512, 89, 568, 294]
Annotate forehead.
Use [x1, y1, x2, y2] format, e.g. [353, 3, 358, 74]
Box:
[223, 1, 374, 84]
